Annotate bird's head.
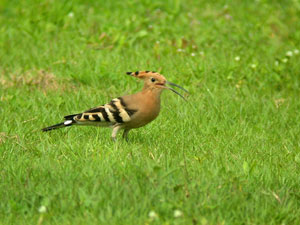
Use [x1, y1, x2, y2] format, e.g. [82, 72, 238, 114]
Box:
[126, 71, 189, 101]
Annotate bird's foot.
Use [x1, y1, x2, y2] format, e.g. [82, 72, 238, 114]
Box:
[111, 136, 117, 142]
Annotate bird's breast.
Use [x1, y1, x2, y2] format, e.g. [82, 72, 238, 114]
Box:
[125, 99, 161, 128]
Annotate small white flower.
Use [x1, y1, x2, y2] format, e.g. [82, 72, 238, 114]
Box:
[68, 12, 74, 18]
[224, 14, 232, 20]
[148, 210, 158, 219]
[38, 205, 47, 213]
[177, 49, 183, 52]
[235, 56, 240, 61]
[156, 41, 160, 44]
[191, 53, 196, 57]
[275, 61, 279, 66]
[174, 209, 183, 218]
[199, 51, 204, 56]
[282, 58, 288, 63]
[286, 51, 293, 57]
[148, 25, 153, 29]
[294, 49, 299, 55]
[251, 64, 257, 69]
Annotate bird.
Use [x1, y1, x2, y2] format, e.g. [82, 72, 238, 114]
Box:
[42, 71, 189, 141]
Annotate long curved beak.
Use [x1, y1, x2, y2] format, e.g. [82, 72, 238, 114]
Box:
[161, 81, 188, 101]
[166, 81, 189, 94]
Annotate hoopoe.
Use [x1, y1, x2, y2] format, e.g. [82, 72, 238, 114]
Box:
[42, 71, 188, 141]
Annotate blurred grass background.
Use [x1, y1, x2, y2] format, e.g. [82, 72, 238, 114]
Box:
[1, 0, 300, 224]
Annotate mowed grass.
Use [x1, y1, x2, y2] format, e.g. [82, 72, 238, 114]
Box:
[1, 0, 300, 224]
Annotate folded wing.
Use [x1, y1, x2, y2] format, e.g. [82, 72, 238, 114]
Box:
[64, 97, 137, 126]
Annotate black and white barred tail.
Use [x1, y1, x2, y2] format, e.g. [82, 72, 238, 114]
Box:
[42, 120, 74, 132]
[42, 97, 137, 132]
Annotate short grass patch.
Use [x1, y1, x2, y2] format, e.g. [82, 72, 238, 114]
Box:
[1, 0, 300, 224]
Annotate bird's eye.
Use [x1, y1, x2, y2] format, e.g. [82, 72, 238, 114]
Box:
[151, 78, 156, 82]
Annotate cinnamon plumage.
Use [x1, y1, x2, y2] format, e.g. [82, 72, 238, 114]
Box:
[42, 71, 188, 141]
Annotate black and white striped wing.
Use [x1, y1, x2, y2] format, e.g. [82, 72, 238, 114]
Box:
[64, 97, 137, 126]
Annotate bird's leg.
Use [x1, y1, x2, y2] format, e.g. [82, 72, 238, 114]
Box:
[122, 129, 130, 142]
[111, 126, 121, 142]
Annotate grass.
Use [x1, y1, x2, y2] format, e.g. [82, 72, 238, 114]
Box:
[1, 0, 300, 224]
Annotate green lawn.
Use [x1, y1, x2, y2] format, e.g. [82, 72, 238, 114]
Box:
[1, 0, 300, 224]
